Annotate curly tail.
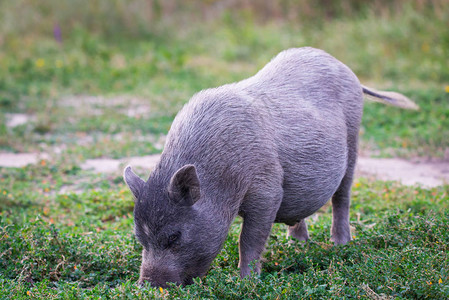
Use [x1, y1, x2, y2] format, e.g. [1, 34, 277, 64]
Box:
[362, 85, 419, 110]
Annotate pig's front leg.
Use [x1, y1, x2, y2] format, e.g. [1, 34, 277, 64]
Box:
[238, 189, 283, 278]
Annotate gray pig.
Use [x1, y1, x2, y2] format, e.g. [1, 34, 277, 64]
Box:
[124, 47, 417, 287]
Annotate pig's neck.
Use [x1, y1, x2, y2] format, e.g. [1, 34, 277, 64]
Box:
[197, 185, 245, 243]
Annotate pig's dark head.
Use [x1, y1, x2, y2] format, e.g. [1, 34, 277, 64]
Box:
[124, 164, 221, 288]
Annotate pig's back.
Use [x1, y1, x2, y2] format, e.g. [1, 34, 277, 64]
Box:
[237, 47, 364, 221]
[238, 47, 363, 119]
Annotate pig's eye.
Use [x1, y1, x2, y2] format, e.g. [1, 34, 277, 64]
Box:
[167, 232, 181, 247]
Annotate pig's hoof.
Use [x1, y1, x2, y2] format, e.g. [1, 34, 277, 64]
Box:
[287, 232, 309, 242]
[137, 278, 148, 288]
[240, 269, 261, 279]
[287, 221, 309, 242]
[239, 261, 261, 279]
[331, 235, 351, 245]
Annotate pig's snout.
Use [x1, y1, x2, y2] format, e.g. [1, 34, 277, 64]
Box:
[138, 266, 182, 288]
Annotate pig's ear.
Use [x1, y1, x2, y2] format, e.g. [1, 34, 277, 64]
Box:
[168, 164, 201, 207]
[124, 166, 145, 200]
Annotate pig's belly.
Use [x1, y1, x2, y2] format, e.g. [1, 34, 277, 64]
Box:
[274, 143, 347, 225]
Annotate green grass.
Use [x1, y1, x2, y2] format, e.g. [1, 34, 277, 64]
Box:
[1, 1, 449, 299]
[1, 164, 448, 298]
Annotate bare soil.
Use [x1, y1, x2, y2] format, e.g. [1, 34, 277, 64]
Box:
[2, 152, 448, 188]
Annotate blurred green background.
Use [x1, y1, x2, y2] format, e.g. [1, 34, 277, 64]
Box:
[1, 0, 448, 158]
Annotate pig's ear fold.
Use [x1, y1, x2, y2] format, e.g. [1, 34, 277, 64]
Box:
[124, 166, 145, 200]
[168, 164, 201, 207]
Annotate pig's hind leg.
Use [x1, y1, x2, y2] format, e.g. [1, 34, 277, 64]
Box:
[330, 137, 358, 245]
[287, 219, 309, 241]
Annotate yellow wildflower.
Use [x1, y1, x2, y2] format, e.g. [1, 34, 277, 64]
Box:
[159, 287, 164, 293]
[27, 291, 31, 296]
[439, 278, 443, 284]
[35, 58, 45, 68]
[445, 85, 449, 93]
[56, 59, 63, 68]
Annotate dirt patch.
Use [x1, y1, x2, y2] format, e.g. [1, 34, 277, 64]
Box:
[80, 155, 161, 174]
[5, 113, 35, 128]
[80, 158, 122, 173]
[125, 155, 161, 170]
[2, 151, 448, 188]
[0, 152, 49, 167]
[78, 154, 449, 188]
[356, 157, 449, 188]
[60, 95, 151, 118]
